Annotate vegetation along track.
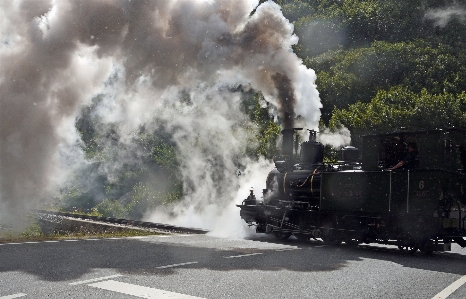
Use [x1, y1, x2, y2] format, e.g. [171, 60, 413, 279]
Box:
[32, 210, 209, 235]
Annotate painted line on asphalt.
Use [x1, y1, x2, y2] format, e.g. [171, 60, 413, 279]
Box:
[88, 280, 205, 298]
[432, 275, 466, 299]
[156, 262, 198, 269]
[275, 248, 300, 252]
[69, 274, 124, 286]
[224, 253, 263, 258]
[0, 293, 27, 299]
[0, 236, 163, 246]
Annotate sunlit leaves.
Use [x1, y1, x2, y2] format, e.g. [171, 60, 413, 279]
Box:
[307, 40, 466, 122]
[330, 86, 466, 145]
[151, 143, 179, 171]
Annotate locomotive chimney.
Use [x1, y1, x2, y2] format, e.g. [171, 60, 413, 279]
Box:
[309, 130, 317, 142]
[281, 129, 294, 157]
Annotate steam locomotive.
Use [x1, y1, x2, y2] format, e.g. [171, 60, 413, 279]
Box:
[237, 128, 466, 253]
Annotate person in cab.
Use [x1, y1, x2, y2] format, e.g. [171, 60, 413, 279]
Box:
[388, 142, 419, 170]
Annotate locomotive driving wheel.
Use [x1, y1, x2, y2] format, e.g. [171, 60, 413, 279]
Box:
[344, 237, 360, 247]
[294, 233, 310, 241]
[321, 235, 342, 245]
[419, 239, 435, 254]
[273, 231, 292, 240]
[397, 238, 418, 253]
[397, 244, 418, 253]
[321, 225, 342, 245]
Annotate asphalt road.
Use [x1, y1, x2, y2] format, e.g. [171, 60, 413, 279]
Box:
[1, 234, 465, 299]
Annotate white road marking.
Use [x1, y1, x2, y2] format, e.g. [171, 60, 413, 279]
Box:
[69, 274, 123, 286]
[156, 262, 198, 269]
[5, 243, 22, 245]
[44, 240, 59, 243]
[224, 253, 263, 258]
[0, 293, 27, 299]
[432, 275, 466, 299]
[64, 239, 79, 242]
[84, 239, 99, 241]
[275, 248, 299, 252]
[88, 280, 205, 298]
[24, 242, 39, 244]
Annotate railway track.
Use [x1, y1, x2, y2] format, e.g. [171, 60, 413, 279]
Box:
[32, 210, 209, 235]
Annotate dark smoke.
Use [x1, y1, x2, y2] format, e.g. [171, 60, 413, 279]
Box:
[272, 73, 296, 129]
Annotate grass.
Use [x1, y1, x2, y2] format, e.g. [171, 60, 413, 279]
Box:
[0, 222, 165, 243]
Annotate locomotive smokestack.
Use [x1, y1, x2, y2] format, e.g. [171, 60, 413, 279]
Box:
[309, 130, 317, 142]
[282, 129, 294, 157]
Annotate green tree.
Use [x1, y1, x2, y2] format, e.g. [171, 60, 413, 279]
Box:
[307, 40, 466, 122]
[330, 86, 466, 146]
[95, 198, 126, 218]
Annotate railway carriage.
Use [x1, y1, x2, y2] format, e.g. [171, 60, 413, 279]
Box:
[237, 128, 466, 253]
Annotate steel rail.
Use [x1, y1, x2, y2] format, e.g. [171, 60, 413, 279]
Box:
[31, 210, 209, 234]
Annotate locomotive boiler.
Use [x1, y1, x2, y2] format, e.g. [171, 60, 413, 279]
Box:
[237, 128, 466, 253]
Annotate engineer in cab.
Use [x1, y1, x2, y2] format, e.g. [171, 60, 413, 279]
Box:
[388, 142, 419, 170]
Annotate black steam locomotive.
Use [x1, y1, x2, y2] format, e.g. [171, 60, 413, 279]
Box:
[237, 128, 466, 253]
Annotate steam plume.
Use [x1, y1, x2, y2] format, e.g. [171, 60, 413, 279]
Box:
[0, 0, 321, 234]
[425, 3, 466, 27]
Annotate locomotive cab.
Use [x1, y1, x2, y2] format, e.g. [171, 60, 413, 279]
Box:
[361, 128, 466, 172]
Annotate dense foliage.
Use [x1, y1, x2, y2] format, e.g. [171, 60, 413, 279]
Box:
[283, 0, 466, 137]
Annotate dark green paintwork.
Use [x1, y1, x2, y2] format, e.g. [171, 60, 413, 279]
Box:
[321, 168, 466, 215]
[322, 127, 466, 214]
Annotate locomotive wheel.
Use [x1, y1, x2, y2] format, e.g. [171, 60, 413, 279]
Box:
[397, 234, 418, 253]
[344, 238, 360, 247]
[397, 245, 418, 253]
[294, 234, 310, 241]
[273, 231, 292, 240]
[321, 225, 342, 245]
[397, 239, 418, 253]
[321, 235, 342, 245]
[419, 239, 435, 254]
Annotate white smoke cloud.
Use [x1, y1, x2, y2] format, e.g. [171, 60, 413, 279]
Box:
[146, 157, 274, 239]
[425, 3, 466, 27]
[0, 0, 321, 236]
[318, 126, 351, 149]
